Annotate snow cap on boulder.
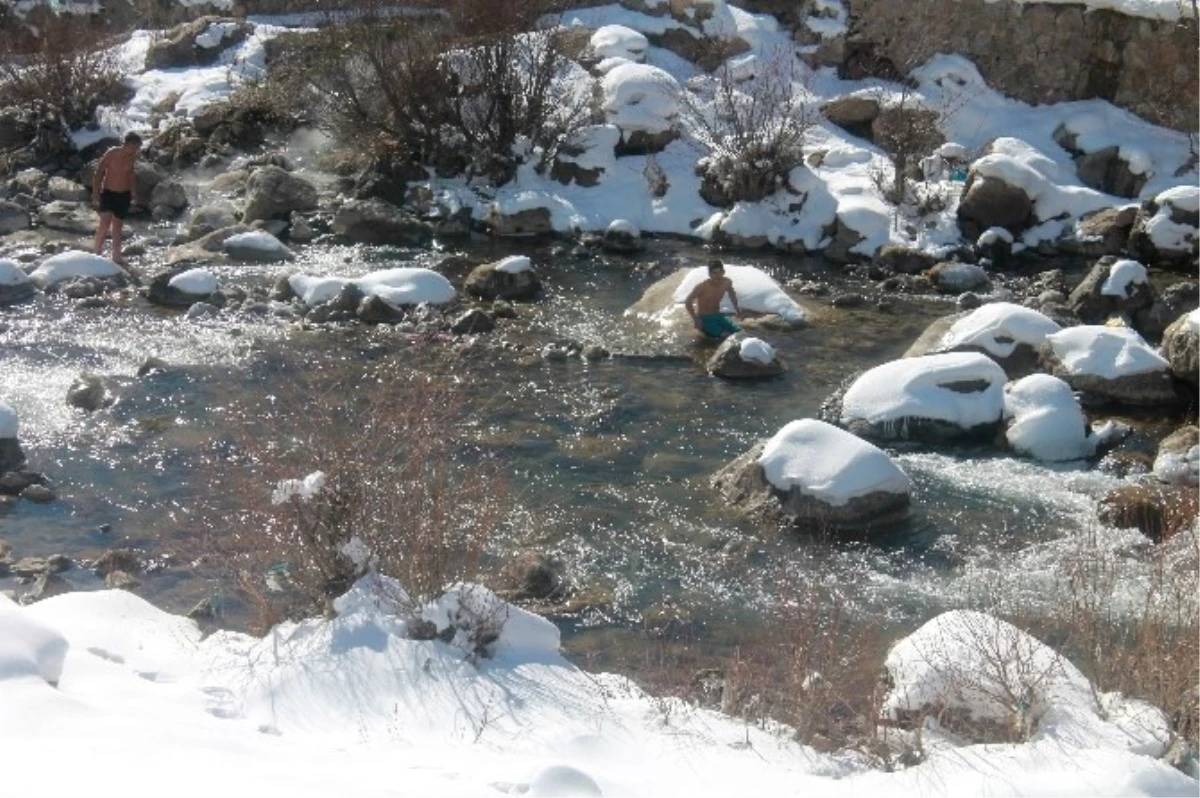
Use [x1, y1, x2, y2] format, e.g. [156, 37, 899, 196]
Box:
[939, 302, 1061, 360]
[28, 251, 127, 290]
[1003, 374, 1094, 462]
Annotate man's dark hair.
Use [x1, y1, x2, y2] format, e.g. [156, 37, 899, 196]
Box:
[124, 131, 142, 147]
[707, 259, 724, 274]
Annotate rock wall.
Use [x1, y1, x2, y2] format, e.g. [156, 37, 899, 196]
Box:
[778, 0, 1199, 132]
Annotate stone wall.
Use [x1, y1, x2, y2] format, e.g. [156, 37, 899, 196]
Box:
[783, 0, 1198, 132]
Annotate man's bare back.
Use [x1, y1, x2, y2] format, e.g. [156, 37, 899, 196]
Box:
[94, 145, 137, 194]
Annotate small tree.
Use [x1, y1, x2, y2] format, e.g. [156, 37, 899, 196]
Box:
[679, 47, 814, 207]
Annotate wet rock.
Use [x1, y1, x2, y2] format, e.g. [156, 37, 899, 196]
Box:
[503, 552, 566, 601]
[355, 295, 407, 324]
[147, 266, 220, 308]
[137, 357, 172, 377]
[1160, 310, 1199, 389]
[956, 292, 982, 310]
[150, 178, 189, 215]
[484, 206, 553, 237]
[0, 469, 42, 495]
[450, 308, 495, 335]
[581, 344, 610, 361]
[187, 597, 217, 620]
[105, 570, 140, 590]
[875, 244, 936, 275]
[707, 336, 786, 379]
[491, 299, 518, 319]
[831, 292, 867, 308]
[21, 484, 56, 503]
[185, 302, 220, 320]
[332, 199, 432, 246]
[464, 257, 541, 301]
[92, 548, 145, 578]
[929, 262, 989, 294]
[224, 230, 294, 262]
[48, 176, 89, 203]
[288, 212, 314, 243]
[1067, 256, 1154, 324]
[0, 200, 31, 235]
[24, 572, 70, 602]
[601, 220, 644, 254]
[1098, 482, 1198, 543]
[12, 556, 50, 578]
[242, 165, 318, 223]
[66, 373, 115, 412]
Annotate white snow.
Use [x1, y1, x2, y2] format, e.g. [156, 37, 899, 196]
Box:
[27, 251, 126, 290]
[601, 62, 680, 136]
[977, 226, 1013, 246]
[495, 255, 532, 274]
[1003, 374, 1094, 461]
[738, 336, 775, 365]
[0, 404, 16, 439]
[939, 302, 1061, 359]
[289, 268, 457, 309]
[271, 470, 326, 505]
[757, 419, 911, 505]
[1100, 259, 1148, 297]
[606, 219, 641, 238]
[841, 352, 1007, 429]
[1144, 186, 1200, 254]
[671, 264, 805, 323]
[167, 268, 217, 296]
[1188, 308, 1200, 333]
[589, 25, 648, 62]
[1047, 325, 1169, 378]
[0, 259, 31, 288]
[0, 594, 68, 685]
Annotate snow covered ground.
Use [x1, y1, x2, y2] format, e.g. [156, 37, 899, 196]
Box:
[2, 583, 1194, 797]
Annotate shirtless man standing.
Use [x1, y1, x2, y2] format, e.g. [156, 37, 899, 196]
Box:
[684, 259, 743, 340]
[92, 131, 142, 266]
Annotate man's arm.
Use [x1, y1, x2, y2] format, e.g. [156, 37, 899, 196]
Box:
[92, 151, 110, 206]
[125, 157, 139, 206]
[726, 280, 742, 316]
[684, 286, 701, 327]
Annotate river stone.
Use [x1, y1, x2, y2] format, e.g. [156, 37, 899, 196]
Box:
[355, 294, 407, 324]
[147, 266, 218, 308]
[12, 556, 50, 578]
[0, 436, 24, 473]
[21, 484, 56, 503]
[1127, 192, 1199, 271]
[66, 373, 115, 412]
[601, 220, 644, 254]
[24, 572, 71, 602]
[91, 548, 145, 577]
[929, 262, 989, 294]
[186, 203, 239, 240]
[1135, 282, 1199, 341]
[875, 244, 937, 275]
[105, 570, 141, 590]
[485, 206, 553, 237]
[713, 427, 911, 532]
[1098, 482, 1198, 543]
[1153, 425, 1199, 486]
[956, 175, 1033, 240]
[1039, 328, 1180, 408]
[1067, 256, 1153, 324]
[48, 176, 89, 203]
[332, 199, 433, 246]
[38, 201, 98, 235]
[0, 469, 42, 496]
[707, 336, 786, 379]
[464, 259, 542, 301]
[242, 165, 318, 223]
[1161, 310, 1199, 389]
[449, 308, 495, 335]
[0, 200, 31, 235]
[224, 230, 294, 262]
[150, 178, 189, 213]
[502, 551, 566, 602]
[1071, 206, 1137, 256]
[0, 259, 35, 305]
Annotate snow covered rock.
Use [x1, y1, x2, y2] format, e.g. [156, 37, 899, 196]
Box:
[957, 175, 1033, 241]
[147, 266, 221, 308]
[1040, 325, 1179, 407]
[333, 199, 433, 246]
[0, 594, 68, 686]
[144, 18, 252, 70]
[908, 302, 1061, 379]
[829, 352, 1007, 444]
[27, 251, 130, 292]
[588, 24, 648, 63]
[1002, 374, 1093, 462]
[1068, 206, 1138, 258]
[464, 256, 541, 301]
[601, 63, 679, 154]
[1066, 256, 1153, 324]
[1161, 309, 1199, 389]
[1153, 425, 1198, 486]
[549, 125, 620, 188]
[224, 230, 294, 262]
[0, 404, 24, 473]
[627, 264, 805, 332]
[242, 165, 318, 223]
[883, 610, 1170, 749]
[706, 336, 785, 379]
[714, 419, 911, 531]
[0, 259, 35, 306]
[601, 220, 643, 254]
[290, 268, 456, 311]
[1128, 185, 1198, 271]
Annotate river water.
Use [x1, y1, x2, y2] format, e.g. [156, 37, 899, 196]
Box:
[0, 234, 1183, 673]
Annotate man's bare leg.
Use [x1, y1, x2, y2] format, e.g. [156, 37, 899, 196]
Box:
[111, 217, 125, 265]
[94, 212, 112, 256]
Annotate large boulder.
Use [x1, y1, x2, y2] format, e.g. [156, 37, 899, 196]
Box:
[1066, 257, 1154, 324]
[0, 405, 24, 472]
[957, 175, 1034, 241]
[1127, 186, 1199, 271]
[928, 262, 989, 294]
[1153, 425, 1198, 486]
[601, 219, 643, 254]
[37, 201, 97, 235]
[242, 166, 318, 223]
[1040, 325, 1179, 407]
[1073, 146, 1147, 199]
[144, 18, 252, 70]
[713, 419, 911, 531]
[626, 264, 806, 334]
[48, 177, 89, 203]
[463, 256, 541, 301]
[1161, 310, 1198, 389]
[821, 95, 879, 138]
[826, 352, 1007, 445]
[0, 259, 36, 306]
[332, 199, 432, 246]
[906, 303, 1061, 379]
[707, 336, 786, 379]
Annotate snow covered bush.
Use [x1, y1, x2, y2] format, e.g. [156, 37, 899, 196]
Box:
[680, 48, 813, 206]
[189, 362, 505, 629]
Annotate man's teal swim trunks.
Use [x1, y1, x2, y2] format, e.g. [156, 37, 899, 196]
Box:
[698, 313, 740, 339]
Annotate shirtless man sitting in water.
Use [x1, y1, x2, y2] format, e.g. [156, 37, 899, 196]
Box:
[685, 259, 742, 340]
[92, 131, 142, 266]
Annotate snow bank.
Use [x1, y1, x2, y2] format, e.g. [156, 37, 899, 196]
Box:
[1047, 326, 1169, 378]
[0, 595, 68, 685]
[0, 404, 16, 439]
[1100, 259, 1147, 297]
[671, 264, 804, 323]
[28, 251, 126, 290]
[423, 584, 561, 661]
[841, 353, 1007, 428]
[601, 63, 679, 135]
[168, 268, 217, 296]
[289, 268, 457, 309]
[1003, 374, 1094, 461]
[757, 419, 911, 505]
[939, 302, 1061, 359]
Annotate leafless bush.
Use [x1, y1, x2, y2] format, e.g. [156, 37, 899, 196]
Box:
[184, 359, 505, 630]
[0, 17, 129, 130]
[680, 48, 814, 206]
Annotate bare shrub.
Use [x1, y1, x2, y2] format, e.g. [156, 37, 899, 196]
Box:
[680, 48, 814, 207]
[183, 358, 505, 630]
[0, 17, 129, 131]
